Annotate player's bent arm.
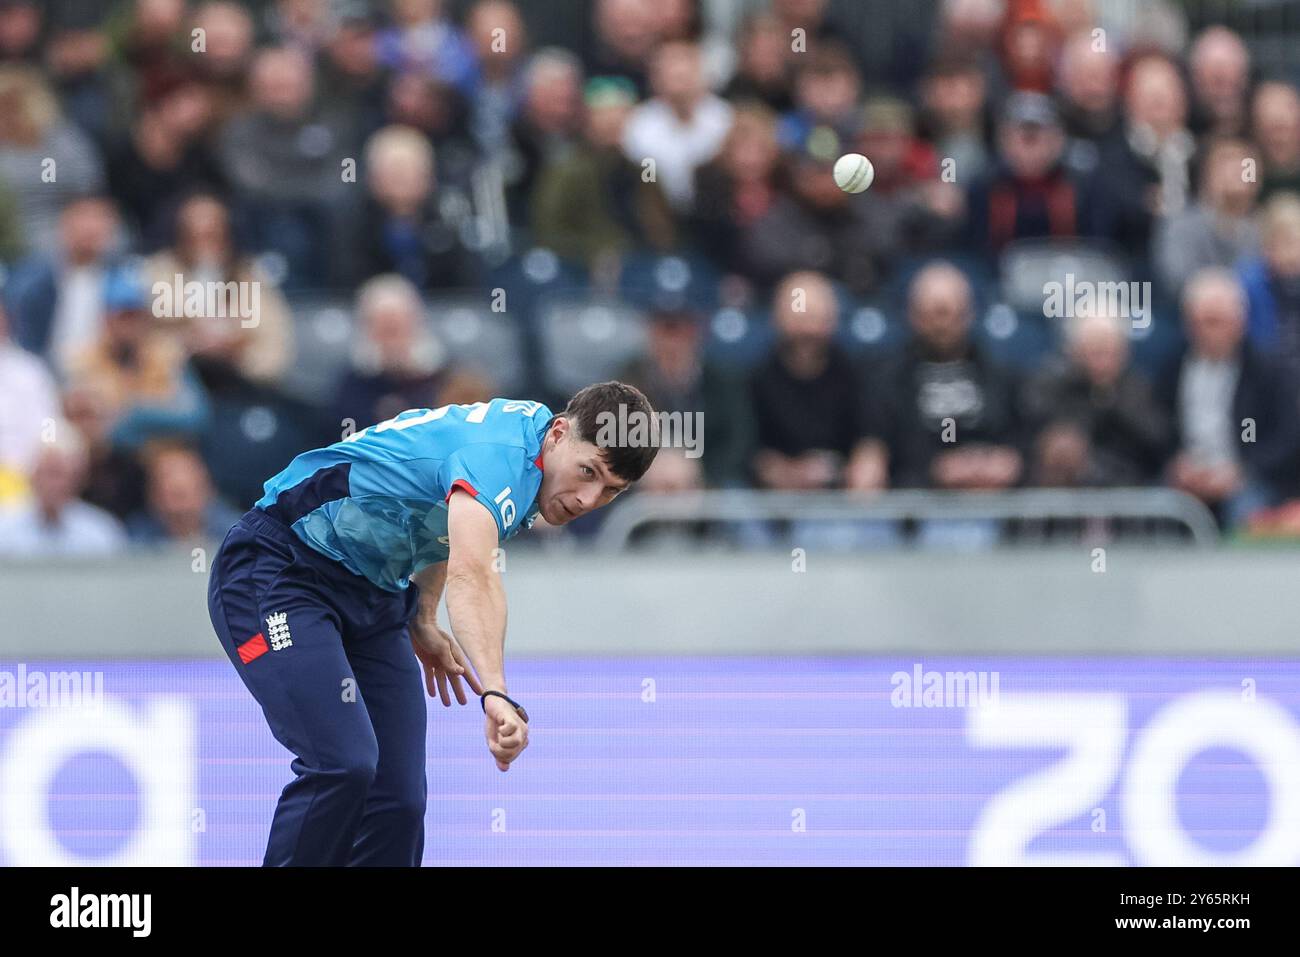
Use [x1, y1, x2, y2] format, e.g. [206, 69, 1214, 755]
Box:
[444, 490, 509, 694]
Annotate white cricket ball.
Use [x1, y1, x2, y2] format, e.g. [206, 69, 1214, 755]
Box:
[833, 153, 875, 193]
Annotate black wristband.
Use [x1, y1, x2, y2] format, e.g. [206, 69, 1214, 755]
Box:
[481, 690, 528, 723]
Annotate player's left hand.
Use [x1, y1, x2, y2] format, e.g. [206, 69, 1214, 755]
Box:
[410, 619, 484, 706]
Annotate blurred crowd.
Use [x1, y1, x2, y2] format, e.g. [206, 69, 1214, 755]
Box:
[1, 0, 1300, 557]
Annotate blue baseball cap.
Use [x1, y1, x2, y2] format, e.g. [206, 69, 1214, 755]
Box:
[103, 264, 149, 314]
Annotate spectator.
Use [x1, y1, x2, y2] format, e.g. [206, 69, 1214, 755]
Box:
[0, 301, 58, 503]
[1157, 268, 1300, 529]
[316, 3, 390, 155]
[776, 41, 861, 153]
[750, 272, 885, 492]
[1239, 192, 1300, 384]
[385, 71, 479, 201]
[502, 48, 584, 227]
[740, 122, 888, 297]
[933, 0, 1006, 92]
[652, 0, 733, 89]
[618, 304, 755, 488]
[1252, 81, 1300, 201]
[919, 55, 992, 184]
[1055, 31, 1121, 160]
[1023, 308, 1171, 487]
[997, 2, 1061, 95]
[126, 441, 241, 544]
[870, 262, 1024, 490]
[722, 12, 794, 113]
[532, 76, 676, 266]
[61, 379, 147, 520]
[376, 0, 477, 96]
[340, 124, 480, 290]
[769, 0, 844, 70]
[688, 100, 784, 274]
[465, 0, 530, 156]
[186, 2, 257, 133]
[3, 195, 120, 371]
[964, 91, 1097, 256]
[262, 0, 337, 54]
[0, 66, 106, 255]
[146, 192, 294, 388]
[853, 96, 963, 254]
[0, 421, 127, 557]
[1096, 54, 1197, 257]
[63, 262, 210, 451]
[0, 0, 41, 66]
[1153, 136, 1261, 298]
[582, 0, 659, 97]
[106, 89, 226, 251]
[45, 17, 116, 151]
[334, 273, 449, 432]
[622, 40, 733, 214]
[107, 0, 192, 117]
[1188, 26, 1252, 139]
[218, 45, 344, 287]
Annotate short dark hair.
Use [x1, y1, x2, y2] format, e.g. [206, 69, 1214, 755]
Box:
[562, 381, 660, 483]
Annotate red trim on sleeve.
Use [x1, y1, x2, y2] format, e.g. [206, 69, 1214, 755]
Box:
[446, 478, 479, 503]
[238, 633, 269, 664]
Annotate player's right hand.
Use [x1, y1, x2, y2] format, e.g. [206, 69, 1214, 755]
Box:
[484, 695, 529, 772]
[410, 619, 483, 706]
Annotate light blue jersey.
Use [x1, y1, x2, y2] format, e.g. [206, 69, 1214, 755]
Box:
[255, 398, 553, 592]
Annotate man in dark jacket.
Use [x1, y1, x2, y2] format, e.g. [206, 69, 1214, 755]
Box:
[963, 92, 1103, 258]
[1023, 309, 1172, 488]
[869, 261, 1025, 490]
[749, 271, 886, 493]
[1155, 268, 1300, 528]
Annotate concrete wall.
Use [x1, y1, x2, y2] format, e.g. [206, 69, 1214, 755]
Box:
[2, 548, 1299, 657]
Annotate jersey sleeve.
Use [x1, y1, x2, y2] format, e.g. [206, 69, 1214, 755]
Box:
[437, 443, 527, 537]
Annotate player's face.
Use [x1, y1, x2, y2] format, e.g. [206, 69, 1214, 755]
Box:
[538, 424, 631, 525]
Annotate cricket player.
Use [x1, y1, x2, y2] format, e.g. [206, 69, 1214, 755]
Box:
[207, 381, 659, 865]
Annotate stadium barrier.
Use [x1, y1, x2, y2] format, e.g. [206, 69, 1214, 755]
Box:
[592, 488, 1224, 550]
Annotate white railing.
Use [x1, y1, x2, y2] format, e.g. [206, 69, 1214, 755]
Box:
[592, 488, 1223, 550]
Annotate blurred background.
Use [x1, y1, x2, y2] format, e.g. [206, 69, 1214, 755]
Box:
[1, 0, 1299, 867]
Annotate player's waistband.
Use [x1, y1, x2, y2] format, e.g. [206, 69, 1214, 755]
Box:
[235, 508, 419, 617]
[238, 507, 377, 590]
[240, 505, 303, 546]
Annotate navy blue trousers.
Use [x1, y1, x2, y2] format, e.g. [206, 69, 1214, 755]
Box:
[208, 508, 427, 866]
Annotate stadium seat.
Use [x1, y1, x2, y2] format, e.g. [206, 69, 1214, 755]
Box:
[704, 306, 775, 369]
[836, 299, 907, 359]
[200, 385, 330, 509]
[614, 250, 723, 312]
[280, 292, 355, 405]
[535, 293, 648, 395]
[1126, 301, 1187, 380]
[885, 252, 1000, 317]
[482, 246, 590, 326]
[999, 238, 1132, 317]
[974, 302, 1058, 371]
[425, 293, 529, 395]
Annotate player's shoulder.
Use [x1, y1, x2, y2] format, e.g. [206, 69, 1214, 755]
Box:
[450, 398, 553, 468]
[475, 397, 554, 446]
